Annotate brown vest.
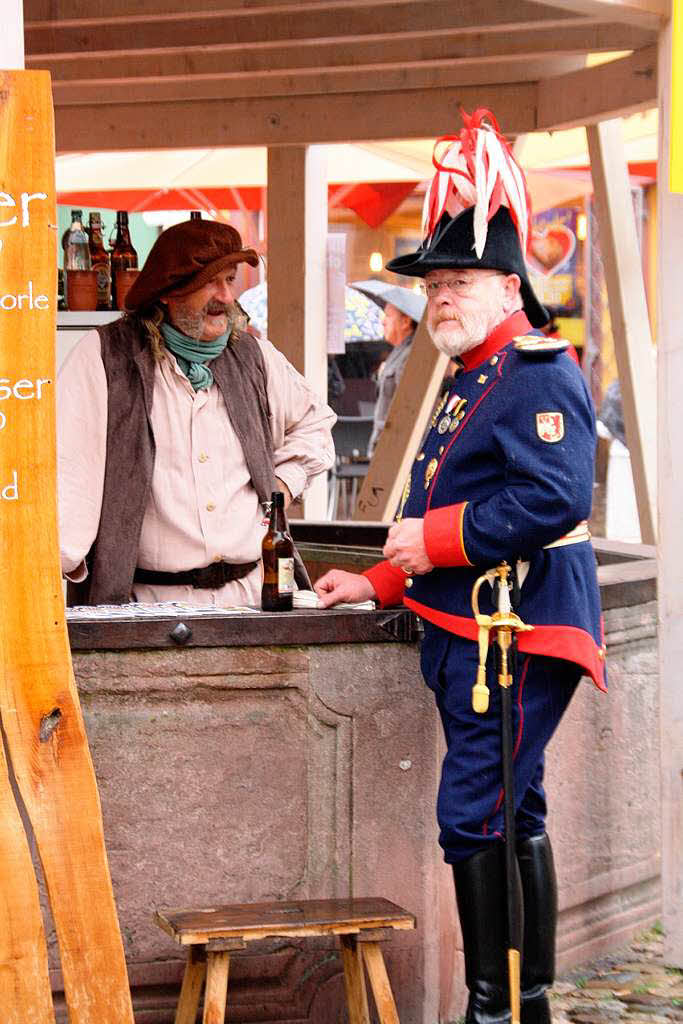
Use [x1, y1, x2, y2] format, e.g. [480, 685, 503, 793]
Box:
[68, 316, 279, 605]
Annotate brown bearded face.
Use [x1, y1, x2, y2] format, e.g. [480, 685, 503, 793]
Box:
[163, 269, 238, 341]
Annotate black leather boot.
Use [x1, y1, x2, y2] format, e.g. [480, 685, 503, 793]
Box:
[517, 834, 557, 1024]
[453, 844, 522, 1024]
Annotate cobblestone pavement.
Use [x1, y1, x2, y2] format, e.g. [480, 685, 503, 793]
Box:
[551, 928, 683, 1024]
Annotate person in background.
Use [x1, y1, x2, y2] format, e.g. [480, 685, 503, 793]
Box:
[540, 304, 561, 339]
[58, 219, 335, 608]
[367, 287, 426, 456]
[315, 109, 605, 1024]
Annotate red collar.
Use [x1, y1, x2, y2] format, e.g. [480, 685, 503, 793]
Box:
[460, 311, 531, 371]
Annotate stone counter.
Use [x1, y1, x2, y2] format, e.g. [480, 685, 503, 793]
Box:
[49, 542, 658, 1023]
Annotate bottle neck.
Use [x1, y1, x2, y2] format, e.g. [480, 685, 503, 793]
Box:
[269, 496, 288, 532]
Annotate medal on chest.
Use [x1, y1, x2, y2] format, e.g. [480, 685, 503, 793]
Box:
[436, 393, 468, 435]
[424, 457, 438, 490]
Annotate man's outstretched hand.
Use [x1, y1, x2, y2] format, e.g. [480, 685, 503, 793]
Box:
[314, 570, 377, 608]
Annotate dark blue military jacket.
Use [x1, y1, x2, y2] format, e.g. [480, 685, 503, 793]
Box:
[365, 312, 606, 690]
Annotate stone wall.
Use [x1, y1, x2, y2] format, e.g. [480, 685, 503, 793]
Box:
[44, 595, 659, 1023]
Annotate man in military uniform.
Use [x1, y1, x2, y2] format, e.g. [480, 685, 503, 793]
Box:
[315, 111, 605, 1024]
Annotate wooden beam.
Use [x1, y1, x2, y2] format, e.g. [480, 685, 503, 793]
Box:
[23, 0, 572, 16]
[23, 0, 586, 55]
[586, 118, 656, 544]
[353, 317, 449, 523]
[27, 23, 654, 82]
[656, 17, 683, 969]
[526, 0, 668, 28]
[53, 83, 539, 150]
[537, 43, 657, 129]
[49, 57, 585, 106]
[267, 145, 328, 518]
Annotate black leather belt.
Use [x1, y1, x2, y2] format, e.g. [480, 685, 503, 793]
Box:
[133, 560, 259, 590]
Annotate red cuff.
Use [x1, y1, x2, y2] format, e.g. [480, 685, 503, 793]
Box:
[424, 502, 472, 567]
[363, 561, 406, 608]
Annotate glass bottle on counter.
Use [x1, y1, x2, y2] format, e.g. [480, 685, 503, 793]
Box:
[87, 212, 111, 310]
[110, 211, 138, 309]
[261, 491, 294, 611]
[63, 209, 91, 271]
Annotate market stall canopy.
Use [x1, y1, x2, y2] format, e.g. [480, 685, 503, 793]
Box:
[56, 144, 421, 226]
[55, 112, 658, 227]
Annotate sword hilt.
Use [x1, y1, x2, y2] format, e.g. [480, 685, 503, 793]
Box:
[470, 564, 534, 712]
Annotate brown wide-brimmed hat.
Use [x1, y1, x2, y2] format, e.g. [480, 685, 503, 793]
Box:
[125, 219, 259, 313]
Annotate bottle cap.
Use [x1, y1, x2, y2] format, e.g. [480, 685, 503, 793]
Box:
[271, 490, 285, 506]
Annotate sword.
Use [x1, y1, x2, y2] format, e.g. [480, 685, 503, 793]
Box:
[470, 562, 533, 1024]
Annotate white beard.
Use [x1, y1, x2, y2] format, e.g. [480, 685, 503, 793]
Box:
[427, 309, 495, 357]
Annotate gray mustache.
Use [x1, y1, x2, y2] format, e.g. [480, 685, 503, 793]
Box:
[204, 302, 233, 315]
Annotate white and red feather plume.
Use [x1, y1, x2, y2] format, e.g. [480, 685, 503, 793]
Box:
[421, 107, 532, 259]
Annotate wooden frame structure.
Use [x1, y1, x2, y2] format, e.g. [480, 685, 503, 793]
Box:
[0, 2, 680, 1021]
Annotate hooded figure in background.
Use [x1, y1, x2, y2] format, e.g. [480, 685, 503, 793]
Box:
[355, 284, 426, 456]
[316, 109, 604, 1024]
[58, 218, 335, 607]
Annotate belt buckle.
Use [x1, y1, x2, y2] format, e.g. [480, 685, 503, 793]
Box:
[191, 562, 225, 589]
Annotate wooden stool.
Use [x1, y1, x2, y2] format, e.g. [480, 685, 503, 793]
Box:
[155, 896, 416, 1024]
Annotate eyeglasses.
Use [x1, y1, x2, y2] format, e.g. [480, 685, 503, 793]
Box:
[420, 271, 506, 298]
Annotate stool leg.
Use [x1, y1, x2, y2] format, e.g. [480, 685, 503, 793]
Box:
[340, 935, 370, 1024]
[175, 946, 207, 1024]
[361, 942, 400, 1024]
[202, 951, 230, 1024]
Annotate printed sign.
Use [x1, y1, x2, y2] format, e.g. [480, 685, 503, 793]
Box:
[528, 207, 582, 315]
[327, 232, 346, 354]
[0, 70, 134, 1023]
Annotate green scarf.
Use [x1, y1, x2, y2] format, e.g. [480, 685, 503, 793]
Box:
[161, 322, 229, 391]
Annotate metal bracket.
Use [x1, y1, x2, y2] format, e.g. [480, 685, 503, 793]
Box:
[377, 610, 422, 642]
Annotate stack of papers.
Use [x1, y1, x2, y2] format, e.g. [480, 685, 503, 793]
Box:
[293, 590, 376, 611]
[66, 601, 260, 619]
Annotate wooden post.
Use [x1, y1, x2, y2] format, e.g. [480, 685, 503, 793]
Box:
[267, 145, 328, 518]
[657, 18, 683, 968]
[353, 315, 449, 522]
[0, 71, 134, 1022]
[586, 119, 657, 544]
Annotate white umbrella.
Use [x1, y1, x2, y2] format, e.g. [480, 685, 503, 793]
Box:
[239, 281, 385, 342]
[350, 279, 426, 323]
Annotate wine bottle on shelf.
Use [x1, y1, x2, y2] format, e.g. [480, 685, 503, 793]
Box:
[87, 212, 111, 310]
[261, 491, 294, 612]
[110, 211, 138, 309]
[63, 209, 91, 271]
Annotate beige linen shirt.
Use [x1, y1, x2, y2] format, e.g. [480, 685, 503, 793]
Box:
[58, 329, 335, 607]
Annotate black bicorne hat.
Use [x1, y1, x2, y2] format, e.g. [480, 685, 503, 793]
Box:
[386, 206, 548, 328]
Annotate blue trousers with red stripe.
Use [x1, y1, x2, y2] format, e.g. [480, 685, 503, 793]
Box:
[421, 624, 581, 864]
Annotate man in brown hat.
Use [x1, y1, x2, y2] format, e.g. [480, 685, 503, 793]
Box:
[58, 218, 335, 607]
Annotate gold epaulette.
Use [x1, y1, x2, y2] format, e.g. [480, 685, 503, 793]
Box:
[514, 335, 569, 355]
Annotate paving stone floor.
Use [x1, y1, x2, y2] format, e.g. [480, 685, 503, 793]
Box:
[551, 928, 683, 1024]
